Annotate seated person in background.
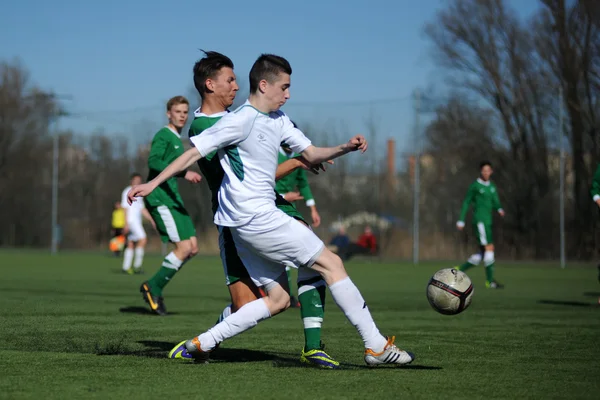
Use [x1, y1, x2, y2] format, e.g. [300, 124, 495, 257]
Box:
[328, 226, 350, 254]
[339, 225, 378, 261]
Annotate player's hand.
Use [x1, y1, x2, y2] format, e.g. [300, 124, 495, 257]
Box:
[596, 199, 600, 208]
[123, 224, 129, 235]
[498, 209, 505, 217]
[456, 221, 465, 231]
[346, 135, 368, 153]
[284, 192, 304, 202]
[185, 171, 202, 183]
[311, 208, 321, 228]
[127, 183, 155, 205]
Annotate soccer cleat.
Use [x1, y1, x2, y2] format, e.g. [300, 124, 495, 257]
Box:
[182, 337, 211, 363]
[125, 268, 135, 275]
[133, 268, 144, 275]
[168, 340, 193, 360]
[364, 336, 415, 366]
[300, 344, 340, 369]
[140, 282, 167, 315]
[486, 280, 504, 289]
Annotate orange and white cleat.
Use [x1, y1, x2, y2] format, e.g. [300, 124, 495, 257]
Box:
[364, 336, 415, 366]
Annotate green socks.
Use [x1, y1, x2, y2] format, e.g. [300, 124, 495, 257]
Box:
[298, 278, 326, 351]
[286, 267, 294, 297]
[459, 262, 476, 271]
[147, 252, 184, 296]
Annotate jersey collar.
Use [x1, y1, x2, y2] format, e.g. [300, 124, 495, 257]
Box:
[477, 178, 490, 186]
[194, 108, 228, 118]
[166, 125, 180, 138]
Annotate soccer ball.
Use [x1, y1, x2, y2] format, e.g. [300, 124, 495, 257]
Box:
[426, 268, 474, 315]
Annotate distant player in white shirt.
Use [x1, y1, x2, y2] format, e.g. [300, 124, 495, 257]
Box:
[128, 54, 414, 366]
[121, 173, 155, 274]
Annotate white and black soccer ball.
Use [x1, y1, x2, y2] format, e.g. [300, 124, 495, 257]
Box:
[426, 268, 474, 315]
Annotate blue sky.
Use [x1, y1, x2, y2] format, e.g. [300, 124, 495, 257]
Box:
[0, 0, 540, 153]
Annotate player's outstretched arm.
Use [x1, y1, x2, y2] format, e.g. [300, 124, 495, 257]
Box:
[128, 148, 202, 204]
[301, 135, 368, 165]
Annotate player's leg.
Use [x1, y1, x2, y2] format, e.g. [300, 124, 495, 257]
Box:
[141, 205, 197, 315]
[215, 226, 263, 323]
[128, 222, 147, 273]
[476, 222, 503, 289]
[457, 247, 483, 272]
[310, 247, 414, 365]
[286, 266, 300, 307]
[122, 239, 135, 274]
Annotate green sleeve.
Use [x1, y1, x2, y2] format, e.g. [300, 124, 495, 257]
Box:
[592, 164, 600, 201]
[296, 169, 315, 205]
[148, 132, 170, 172]
[458, 183, 475, 222]
[492, 184, 503, 211]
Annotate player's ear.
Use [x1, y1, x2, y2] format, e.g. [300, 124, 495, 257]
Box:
[205, 78, 214, 92]
[259, 79, 268, 93]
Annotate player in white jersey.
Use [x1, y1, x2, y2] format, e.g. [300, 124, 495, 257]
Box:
[121, 173, 155, 274]
[128, 54, 414, 366]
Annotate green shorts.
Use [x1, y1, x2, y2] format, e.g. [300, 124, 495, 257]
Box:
[218, 226, 250, 286]
[275, 193, 307, 225]
[473, 221, 493, 246]
[147, 204, 196, 243]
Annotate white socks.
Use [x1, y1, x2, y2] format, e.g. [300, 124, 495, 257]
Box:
[198, 298, 271, 351]
[122, 248, 134, 271]
[217, 304, 233, 324]
[467, 253, 482, 265]
[162, 252, 184, 270]
[134, 247, 145, 268]
[484, 251, 494, 267]
[329, 277, 387, 352]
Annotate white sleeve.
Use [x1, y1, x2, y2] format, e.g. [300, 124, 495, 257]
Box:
[280, 114, 312, 154]
[190, 113, 248, 157]
[121, 188, 130, 209]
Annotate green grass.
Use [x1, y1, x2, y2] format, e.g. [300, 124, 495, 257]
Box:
[0, 251, 599, 399]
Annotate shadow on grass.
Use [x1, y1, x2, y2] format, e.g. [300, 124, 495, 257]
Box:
[95, 340, 443, 370]
[118, 306, 179, 316]
[538, 299, 595, 307]
[583, 292, 600, 297]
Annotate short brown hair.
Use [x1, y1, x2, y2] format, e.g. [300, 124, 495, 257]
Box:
[166, 96, 189, 111]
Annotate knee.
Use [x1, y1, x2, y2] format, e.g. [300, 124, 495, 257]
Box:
[483, 250, 495, 265]
[178, 240, 197, 259]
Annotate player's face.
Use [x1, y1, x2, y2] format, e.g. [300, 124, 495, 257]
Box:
[167, 103, 189, 128]
[263, 72, 291, 111]
[210, 67, 238, 108]
[480, 165, 493, 181]
[131, 176, 142, 186]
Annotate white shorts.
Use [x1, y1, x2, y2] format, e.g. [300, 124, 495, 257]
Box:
[229, 209, 325, 287]
[127, 221, 146, 242]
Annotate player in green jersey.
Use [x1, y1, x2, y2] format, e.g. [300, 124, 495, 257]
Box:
[591, 163, 600, 290]
[140, 96, 203, 315]
[456, 161, 505, 289]
[182, 50, 338, 368]
[277, 127, 322, 307]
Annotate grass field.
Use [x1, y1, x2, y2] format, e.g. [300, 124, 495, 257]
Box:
[1, 251, 599, 399]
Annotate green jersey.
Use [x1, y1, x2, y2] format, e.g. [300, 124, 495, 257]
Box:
[145, 126, 186, 208]
[458, 178, 502, 225]
[591, 163, 600, 203]
[275, 150, 315, 207]
[188, 111, 305, 223]
[188, 111, 227, 215]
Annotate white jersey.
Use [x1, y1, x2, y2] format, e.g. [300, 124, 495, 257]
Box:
[190, 100, 312, 227]
[121, 185, 145, 223]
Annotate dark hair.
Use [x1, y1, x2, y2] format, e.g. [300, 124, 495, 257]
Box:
[480, 160, 492, 170]
[249, 54, 292, 94]
[193, 50, 235, 99]
[130, 172, 142, 179]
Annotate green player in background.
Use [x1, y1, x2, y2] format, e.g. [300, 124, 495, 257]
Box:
[140, 96, 203, 315]
[591, 163, 600, 288]
[456, 161, 505, 289]
[178, 50, 338, 368]
[276, 132, 322, 307]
